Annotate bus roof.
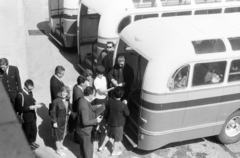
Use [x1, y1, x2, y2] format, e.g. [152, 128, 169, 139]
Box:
[82, 0, 134, 15]
[119, 13, 240, 93]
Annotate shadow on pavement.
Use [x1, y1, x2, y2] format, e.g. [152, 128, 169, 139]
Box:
[37, 21, 81, 74]
[37, 103, 80, 157]
[37, 103, 55, 149]
[121, 136, 205, 156]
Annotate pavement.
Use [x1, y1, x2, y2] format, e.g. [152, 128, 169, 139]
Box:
[1, 0, 240, 158]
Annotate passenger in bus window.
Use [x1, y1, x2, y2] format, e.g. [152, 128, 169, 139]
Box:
[174, 66, 189, 89]
[230, 60, 240, 73]
[174, 71, 188, 88]
[97, 42, 115, 75]
[204, 64, 223, 84]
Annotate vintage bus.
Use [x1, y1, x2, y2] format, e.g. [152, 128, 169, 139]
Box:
[48, 0, 240, 66]
[113, 13, 240, 150]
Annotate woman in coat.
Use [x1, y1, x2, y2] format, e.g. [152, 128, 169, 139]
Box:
[50, 86, 71, 156]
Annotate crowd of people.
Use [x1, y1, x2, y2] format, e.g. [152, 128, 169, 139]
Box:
[0, 42, 134, 158]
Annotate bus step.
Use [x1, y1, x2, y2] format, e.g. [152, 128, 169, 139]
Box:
[84, 56, 97, 70]
[124, 133, 137, 148]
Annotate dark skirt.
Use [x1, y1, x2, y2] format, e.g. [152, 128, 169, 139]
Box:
[107, 126, 123, 142]
[52, 116, 68, 141]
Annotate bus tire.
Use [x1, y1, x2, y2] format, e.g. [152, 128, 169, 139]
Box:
[218, 110, 240, 144]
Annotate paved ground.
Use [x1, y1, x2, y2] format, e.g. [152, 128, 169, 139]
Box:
[1, 0, 240, 158]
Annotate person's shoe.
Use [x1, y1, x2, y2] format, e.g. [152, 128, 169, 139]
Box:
[56, 150, 66, 157]
[31, 142, 40, 148]
[97, 147, 107, 152]
[61, 146, 68, 150]
[111, 151, 122, 156]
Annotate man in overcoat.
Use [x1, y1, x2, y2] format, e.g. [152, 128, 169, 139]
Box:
[0, 58, 22, 109]
[76, 87, 102, 158]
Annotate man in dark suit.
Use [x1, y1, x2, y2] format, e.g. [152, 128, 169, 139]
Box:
[50, 65, 65, 102]
[49, 66, 65, 115]
[76, 87, 103, 158]
[97, 41, 115, 75]
[70, 75, 88, 142]
[15, 79, 41, 150]
[0, 58, 22, 109]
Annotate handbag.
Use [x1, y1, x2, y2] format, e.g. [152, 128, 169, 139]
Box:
[17, 93, 24, 124]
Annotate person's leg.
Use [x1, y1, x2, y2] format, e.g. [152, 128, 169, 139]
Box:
[82, 135, 93, 158]
[29, 121, 39, 148]
[22, 122, 36, 149]
[98, 135, 109, 151]
[79, 135, 85, 158]
[22, 123, 31, 144]
[112, 141, 122, 155]
[56, 140, 62, 151]
[61, 125, 68, 149]
[56, 140, 66, 156]
[111, 126, 123, 155]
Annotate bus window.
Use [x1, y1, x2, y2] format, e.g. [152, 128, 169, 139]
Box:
[169, 65, 189, 90]
[192, 39, 226, 54]
[192, 61, 226, 86]
[194, 9, 222, 15]
[225, 7, 240, 13]
[161, 0, 191, 6]
[134, 14, 158, 21]
[162, 11, 192, 17]
[132, 0, 157, 8]
[226, 0, 240, 2]
[228, 37, 240, 51]
[118, 16, 131, 33]
[228, 60, 240, 82]
[195, 0, 221, 3]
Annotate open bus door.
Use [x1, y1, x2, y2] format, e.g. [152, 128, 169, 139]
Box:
[49, 0, 78, 48]
[115, 41, 149, 149]
[49, 0, 65, 47]
[77, 3, 100, 67]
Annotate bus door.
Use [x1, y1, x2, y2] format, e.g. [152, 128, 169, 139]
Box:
[116, 41, 149, 147]
[180, 61, 226, 141]
[77, 4, 100, 65]
[78, 4, 100, 44]
[49, 0, 64, 46]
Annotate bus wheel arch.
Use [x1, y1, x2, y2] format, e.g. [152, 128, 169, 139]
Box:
[218, 110, 240, 144]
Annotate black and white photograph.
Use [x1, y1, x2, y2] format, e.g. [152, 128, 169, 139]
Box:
[1, 0, 240, 158]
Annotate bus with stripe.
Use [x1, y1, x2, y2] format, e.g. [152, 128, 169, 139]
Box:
[114, 13, 240, 150]
[48, 0, 240, 68]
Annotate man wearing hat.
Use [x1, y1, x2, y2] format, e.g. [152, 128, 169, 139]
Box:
[94, 65, 114, 105]
[108, 55, 134, 100]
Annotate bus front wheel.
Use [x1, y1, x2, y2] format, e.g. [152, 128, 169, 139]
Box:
[218, 110, 240, 144]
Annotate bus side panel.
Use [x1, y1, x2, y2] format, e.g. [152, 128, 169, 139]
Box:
[213, 84, 240, 135]
[140, 92, 188, 132]
[138, 132, 181, 151]
[140, 102, 186, 132]
[180, 88, 223, 141]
